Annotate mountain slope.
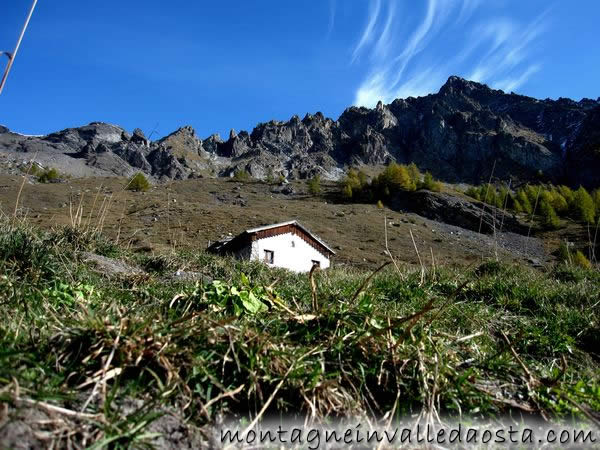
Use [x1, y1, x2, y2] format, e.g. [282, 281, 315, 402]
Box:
[1, 76, 599, 186]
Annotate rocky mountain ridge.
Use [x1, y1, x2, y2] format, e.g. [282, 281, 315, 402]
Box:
[1, 76, 599, 186]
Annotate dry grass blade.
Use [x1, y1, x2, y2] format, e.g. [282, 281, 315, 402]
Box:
[377, 389, 401, 450]
[498, 178, 512, 235]
[478, 159, 496, 235]
[85, 184, 103, 232]
[454, 331, 484, 343]
[18, 398, 105, 423]
[592, 218, 599, 264]
[384, 215, 404, 279]
[500, 330, 537, 385]
[409, 228, 425, 285]
[309, 263, 320, 312]
[524, 186, 541, 254]
[12, 151, 39, 221]
[203, 384, 244, 410]
[80, 322, 124, 412]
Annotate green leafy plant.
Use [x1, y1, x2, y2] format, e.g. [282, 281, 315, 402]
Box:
[202, 274, 275, 315]
[42, 281, 97, 307]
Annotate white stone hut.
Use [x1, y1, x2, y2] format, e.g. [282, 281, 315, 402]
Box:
[207, 220, 335, 272]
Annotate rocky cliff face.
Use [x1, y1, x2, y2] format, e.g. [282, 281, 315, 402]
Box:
[1, 76, 599, 185]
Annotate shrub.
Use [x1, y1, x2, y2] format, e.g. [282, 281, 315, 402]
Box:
[376, 200, 384, 209]
[573, 250, 591, 269]
[23, 163, 42, 177]
[307, 175, 322, 195]
[127, 173, 150, 192]
[38, 168, 60, 183]
[232, 169, 251, 182]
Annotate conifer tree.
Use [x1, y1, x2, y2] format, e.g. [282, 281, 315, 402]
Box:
[540, 199, 560, 229]
[516, 189, 533, 214]
[407, 163, 420, 185]
[573, 250, 591, 268]
[512, 197, 523, 213]
[572, 186, 595, 224]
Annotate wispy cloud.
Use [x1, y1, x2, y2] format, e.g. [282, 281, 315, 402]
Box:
[456, 0, 482, 25]
[351, 0, 549, 107]
[326, 0, 336, 38]
[390, 0, 440, 85]
[495, 64, 541, 92]
[351, 0, 382, 63]
[469, 12, 548, 86]
[373, 1, 396, 60]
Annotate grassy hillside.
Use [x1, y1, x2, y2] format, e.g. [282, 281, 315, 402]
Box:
[0, 218, 598, 447]
[0, 174, 579, 271]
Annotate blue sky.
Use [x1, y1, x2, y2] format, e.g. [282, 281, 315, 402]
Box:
[1, 0, 599, 139]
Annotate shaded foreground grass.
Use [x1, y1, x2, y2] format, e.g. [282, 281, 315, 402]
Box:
[0, 219, 599, 447]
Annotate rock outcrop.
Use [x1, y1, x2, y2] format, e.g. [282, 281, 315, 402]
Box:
[390, 190, 528, 235]
[1, 76, 599, 186]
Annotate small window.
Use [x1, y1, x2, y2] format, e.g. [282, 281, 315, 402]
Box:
[311, 260, 320, 268]
[291, 240, 295, 247]
[264, 250, 274, 264]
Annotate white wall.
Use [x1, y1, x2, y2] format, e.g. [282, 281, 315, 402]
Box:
[249, 232, 330, 272]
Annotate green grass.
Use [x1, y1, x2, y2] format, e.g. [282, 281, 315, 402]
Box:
[0, 219, 599, 446]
